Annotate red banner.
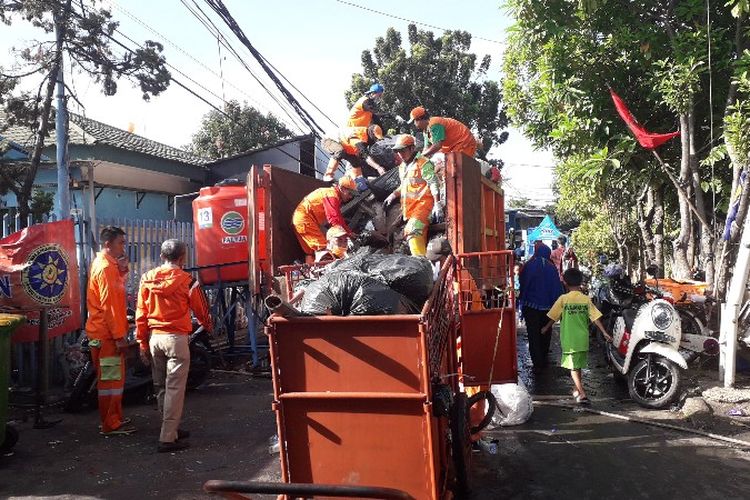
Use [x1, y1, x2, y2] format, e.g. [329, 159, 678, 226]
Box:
[0, 220, 82, 343]
[610, 88, 680, 150]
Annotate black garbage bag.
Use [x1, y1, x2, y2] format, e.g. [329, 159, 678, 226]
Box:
[300, 271, 418, 316]
[326, 253, 434, 306]
[369, 137, 398, 171]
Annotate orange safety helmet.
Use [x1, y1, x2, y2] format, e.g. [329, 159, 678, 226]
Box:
[407, 106, 428, 124]
[337, 174, 358, 193]
[392, 134, 416, 150]
[367, 124, 384, 142]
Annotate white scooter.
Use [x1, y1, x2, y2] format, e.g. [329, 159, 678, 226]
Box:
[605, 279, 687, 409]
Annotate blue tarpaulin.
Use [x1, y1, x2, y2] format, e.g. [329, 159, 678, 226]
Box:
[527, 215, 562, 242]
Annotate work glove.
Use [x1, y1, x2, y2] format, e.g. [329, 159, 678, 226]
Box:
[323, 174, 334, 182]
[431, 203, 444, 224]
[384, 193, 397, 207]
[354, 176, 369, 192]
[394, 115, 406, 124]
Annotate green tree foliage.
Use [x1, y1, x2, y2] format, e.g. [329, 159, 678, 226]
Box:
[503, 0, 748, 288]
[346, 24, 509, 153]
[0, 0, 170, 224]
[189, 100, 293, 159]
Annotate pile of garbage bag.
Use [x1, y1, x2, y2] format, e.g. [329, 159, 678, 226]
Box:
[297, 252, 433, 317]
[300, 270, 419, 316]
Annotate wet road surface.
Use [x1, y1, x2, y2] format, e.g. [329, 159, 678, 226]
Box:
[469, 323, 750, 499]
[3, 324, 750, 499]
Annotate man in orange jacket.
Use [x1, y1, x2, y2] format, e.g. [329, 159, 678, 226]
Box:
[408, 106, 477, 159]
[384, 134, 440, 257]
[346, 83, 384, 128]
[293, 175, 358, 263]
[86, 226, 134, 435]
[136, 239, 212, 453]
[323, 124, 387, 182]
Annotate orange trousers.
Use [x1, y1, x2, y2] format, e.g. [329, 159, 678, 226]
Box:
[91, 338, 126, 433]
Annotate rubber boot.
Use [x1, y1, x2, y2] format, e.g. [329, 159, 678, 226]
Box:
[408, 234, 427, 256]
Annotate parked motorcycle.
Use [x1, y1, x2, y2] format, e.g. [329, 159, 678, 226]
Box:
[604, 277, 687, 408]
[64, 319, 213, 413]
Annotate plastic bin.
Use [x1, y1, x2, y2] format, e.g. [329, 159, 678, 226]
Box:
[0, 314, 25, 452]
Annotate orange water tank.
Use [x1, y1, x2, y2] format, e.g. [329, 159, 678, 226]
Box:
[193, 179, 249, 285]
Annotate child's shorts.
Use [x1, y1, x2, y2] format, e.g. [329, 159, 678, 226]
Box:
[561, 351, 588, 370]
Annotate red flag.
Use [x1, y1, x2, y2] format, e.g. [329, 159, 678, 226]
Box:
[0, 220, 82, 343]
[610, 88, 680, 150]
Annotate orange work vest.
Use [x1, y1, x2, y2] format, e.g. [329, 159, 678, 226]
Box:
[346, 95, 373, 128]
[295, 187, 339, 226]
[428, 117, 476, 156]
[399, 156, 435, 222]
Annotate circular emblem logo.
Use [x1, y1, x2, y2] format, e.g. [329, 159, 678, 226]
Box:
[22, 244, 70, 305]
[221, 211, 245, 235]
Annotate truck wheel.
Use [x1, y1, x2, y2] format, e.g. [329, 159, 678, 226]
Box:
[450, 392, 471, 495]
[1, 425, 19, 452]
[628, 355, 681, 409]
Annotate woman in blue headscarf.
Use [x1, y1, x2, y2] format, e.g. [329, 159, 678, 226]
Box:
[519, 243, 564, 373]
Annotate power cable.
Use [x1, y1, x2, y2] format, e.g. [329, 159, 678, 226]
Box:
[335, 0, 505, 46]
[105, 0, 275, 116]
[201, 0, 327, 137]
[62, 1, 327, 175]
[179, 0, 310, 134]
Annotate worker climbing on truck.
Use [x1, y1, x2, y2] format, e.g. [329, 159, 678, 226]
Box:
[293, 175, 358, 263]
[384, 134, 440, 257]
[322, 124, 388, 183]
[408, 106, 477, 159]
[346, 82, 385, 128]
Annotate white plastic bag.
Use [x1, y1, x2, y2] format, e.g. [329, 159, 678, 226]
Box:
[489, 381, 533, 427]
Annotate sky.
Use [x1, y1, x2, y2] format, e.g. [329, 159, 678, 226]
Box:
[0, 0, 555, 204]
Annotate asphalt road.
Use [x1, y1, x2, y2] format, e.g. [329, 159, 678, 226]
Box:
[3, 326, 750, 499]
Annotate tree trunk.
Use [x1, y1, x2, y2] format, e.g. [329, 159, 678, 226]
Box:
[637, 184, 657, 265]
[653, 183, 665, 276]
[672, 113, 693, 279]
[688, 109, 715, 284]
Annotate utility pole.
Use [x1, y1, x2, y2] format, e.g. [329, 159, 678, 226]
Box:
[719, 211, 750, 387]
[54, 2, 71, 220]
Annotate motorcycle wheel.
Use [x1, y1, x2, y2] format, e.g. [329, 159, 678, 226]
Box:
[64, 365, 97, 413]
[187, 345, 211, 390]
[628, 355, 681, 409]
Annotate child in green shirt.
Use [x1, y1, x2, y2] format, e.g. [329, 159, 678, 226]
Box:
[542, 268, 612, 404]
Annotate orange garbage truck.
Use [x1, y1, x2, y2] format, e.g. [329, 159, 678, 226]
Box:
[205, 154, 517, 499]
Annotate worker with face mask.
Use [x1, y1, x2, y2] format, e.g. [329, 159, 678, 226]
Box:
[293, 175, 358, 264]
[315, 225, 350, 262]
[384, 134, 440, 257]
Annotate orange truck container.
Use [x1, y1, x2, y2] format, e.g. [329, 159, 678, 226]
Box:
[207, 157, 516, 498]
[192, 180, 250, 285]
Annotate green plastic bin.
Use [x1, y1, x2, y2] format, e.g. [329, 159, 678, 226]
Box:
[0, 314, 25, 452]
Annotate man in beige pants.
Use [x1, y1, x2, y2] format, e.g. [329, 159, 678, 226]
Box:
[135, 240, 212, 452]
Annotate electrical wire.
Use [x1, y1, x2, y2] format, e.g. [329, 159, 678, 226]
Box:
[61, 1, 327, 175]
[335, 0, 505, 46]
[104, 0, 275, 116]
[201, 0, 327, 137]
[179, 0, 310, 134]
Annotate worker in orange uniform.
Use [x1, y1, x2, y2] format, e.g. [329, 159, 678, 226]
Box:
[86, 226, 135, 436]
[408, 106, 477, 159]
[384, 134, 440, 257]
[346, 83, 384, 128]
[316, 225, 351, 262]
[293, 175, 358, 263]
[136, 239, 212, 453]
[323, 124, 387, 183]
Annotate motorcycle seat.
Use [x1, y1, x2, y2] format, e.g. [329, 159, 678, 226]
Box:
[622, 308, 637, 332]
